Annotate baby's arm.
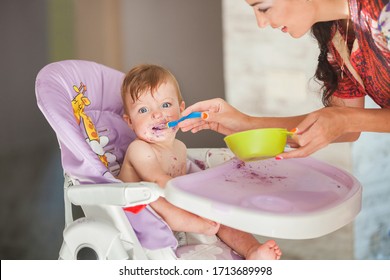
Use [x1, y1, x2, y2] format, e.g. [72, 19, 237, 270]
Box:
[123, 140, 219, 235]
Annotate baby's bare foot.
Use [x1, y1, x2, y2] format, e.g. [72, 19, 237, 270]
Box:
[246, 240, 282, 260]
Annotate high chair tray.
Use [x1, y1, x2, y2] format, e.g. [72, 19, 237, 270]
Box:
[165, 157, 362, 239]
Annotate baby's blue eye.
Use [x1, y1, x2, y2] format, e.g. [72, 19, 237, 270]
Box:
[138, 107, 148, 114]
[162, 102, 172, 108]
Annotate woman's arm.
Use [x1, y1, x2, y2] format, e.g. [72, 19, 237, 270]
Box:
[180, 96, 390, 159]
[278, 96, 390, 159]
[179, 98, 307, 135]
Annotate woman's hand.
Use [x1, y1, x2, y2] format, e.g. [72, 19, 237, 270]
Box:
[277, 106, 356, 159]
[179, 98, 250, 135]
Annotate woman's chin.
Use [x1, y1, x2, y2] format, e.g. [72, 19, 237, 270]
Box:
[287, 28, 310, 39]
[289, 32, 306, 39]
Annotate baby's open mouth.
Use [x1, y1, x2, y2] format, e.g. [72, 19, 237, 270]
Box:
[152, 123, 167, 131]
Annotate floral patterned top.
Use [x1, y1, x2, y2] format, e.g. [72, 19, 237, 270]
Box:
[328, 0, 390, 108]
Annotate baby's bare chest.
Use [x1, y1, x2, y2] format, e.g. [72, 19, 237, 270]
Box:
[158, 151, 187, 178]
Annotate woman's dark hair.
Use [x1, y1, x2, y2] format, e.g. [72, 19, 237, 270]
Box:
[311, 21, 338, 106]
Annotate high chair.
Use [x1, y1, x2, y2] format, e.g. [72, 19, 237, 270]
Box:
[35, 60, 362, 260]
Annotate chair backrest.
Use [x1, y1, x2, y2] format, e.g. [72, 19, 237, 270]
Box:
[35, 60, 136, 183]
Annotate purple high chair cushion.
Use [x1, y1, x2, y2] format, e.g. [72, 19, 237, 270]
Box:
[36, 60, 131, 182]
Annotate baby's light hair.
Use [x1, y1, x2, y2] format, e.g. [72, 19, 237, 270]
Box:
[121, 64, 182, 114]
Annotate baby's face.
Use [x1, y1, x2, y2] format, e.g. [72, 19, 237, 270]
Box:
[124, 81, 184, 143]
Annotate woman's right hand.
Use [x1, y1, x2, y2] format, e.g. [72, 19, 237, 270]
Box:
[179, 98, 249, 135]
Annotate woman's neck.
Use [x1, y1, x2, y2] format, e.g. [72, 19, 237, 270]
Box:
[315, 0, 350, 22]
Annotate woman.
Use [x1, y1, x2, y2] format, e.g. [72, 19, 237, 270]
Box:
[179, 0, 390, 160]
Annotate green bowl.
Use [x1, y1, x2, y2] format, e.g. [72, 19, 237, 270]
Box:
[224, 128, 292, 161]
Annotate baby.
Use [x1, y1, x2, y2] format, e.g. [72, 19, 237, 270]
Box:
[118, 63, 281, 260]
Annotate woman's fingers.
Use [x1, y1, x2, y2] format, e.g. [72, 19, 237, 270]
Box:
[277, 138, 328, 159]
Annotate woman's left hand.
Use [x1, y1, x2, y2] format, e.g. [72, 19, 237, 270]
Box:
[276, 106, 353, 159]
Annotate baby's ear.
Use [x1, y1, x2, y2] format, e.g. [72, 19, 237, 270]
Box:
[180, 101, 185, 113]
[123, 114, 132, 128]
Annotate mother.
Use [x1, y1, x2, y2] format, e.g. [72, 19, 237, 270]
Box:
[180, 0, 390, 159]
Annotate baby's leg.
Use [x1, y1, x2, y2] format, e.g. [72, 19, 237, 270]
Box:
[150, 198, 220, 235]
[217, 225, 282, 260]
